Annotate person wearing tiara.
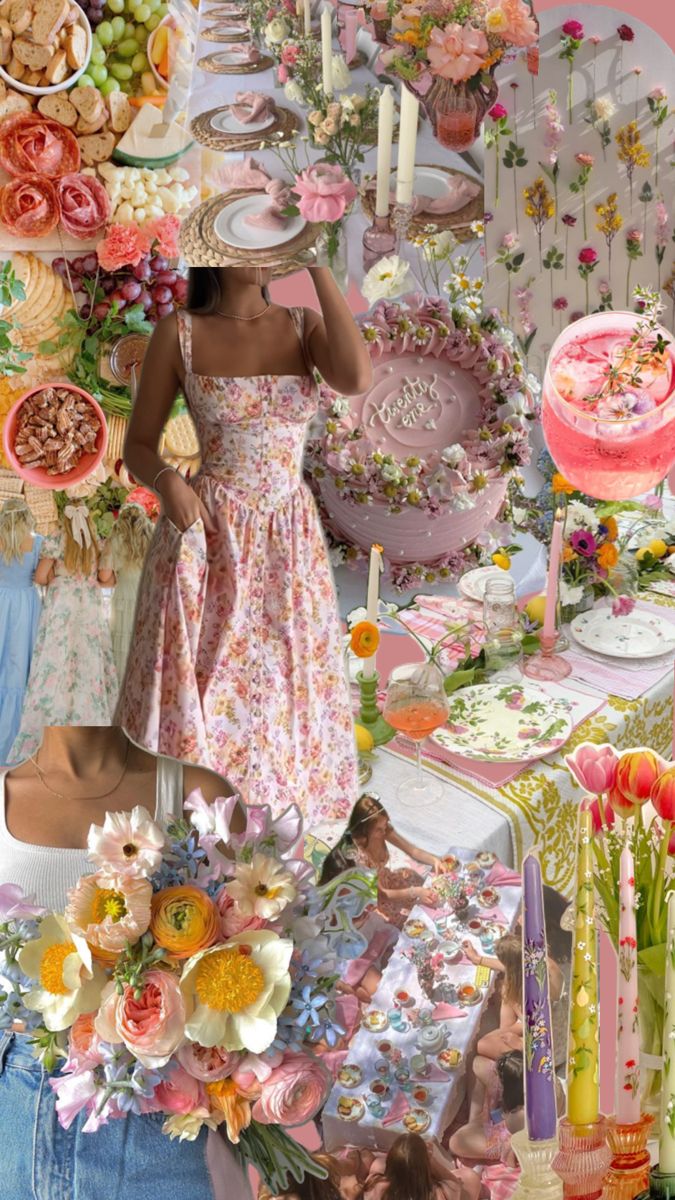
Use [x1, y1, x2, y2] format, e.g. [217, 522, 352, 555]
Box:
[319, 793, 442, 929]
[0, 499, 47, 764]
[9, 504, 119, 762]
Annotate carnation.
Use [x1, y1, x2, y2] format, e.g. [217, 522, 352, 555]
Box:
[97, 223, 149, 271]
[145, 214, 180, 259]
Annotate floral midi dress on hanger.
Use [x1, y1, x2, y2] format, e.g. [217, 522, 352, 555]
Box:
[116, 308, 357, 824]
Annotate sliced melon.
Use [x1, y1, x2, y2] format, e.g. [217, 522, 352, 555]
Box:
[113, 103, 193, 168]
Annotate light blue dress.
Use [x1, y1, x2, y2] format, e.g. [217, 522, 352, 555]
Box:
[0, 535, 42, 767]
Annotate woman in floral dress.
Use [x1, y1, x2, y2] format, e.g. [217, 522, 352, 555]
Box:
[10, 506, 118, 761]
[116, 266, 372, 824]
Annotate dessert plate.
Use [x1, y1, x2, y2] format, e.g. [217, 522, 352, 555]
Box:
[570, 608, 675, 659]
[458, 566, 507, 602]
[431, 683, 573, 763]
[213, 195, 305, 249]
[210, 107, 275, 134]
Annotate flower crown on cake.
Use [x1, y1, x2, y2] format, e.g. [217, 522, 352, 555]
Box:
[307, 292, 537, 517]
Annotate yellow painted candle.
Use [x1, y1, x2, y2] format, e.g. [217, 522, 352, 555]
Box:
[567, 807, 600, 1127]
[659, 893, 675, 1172]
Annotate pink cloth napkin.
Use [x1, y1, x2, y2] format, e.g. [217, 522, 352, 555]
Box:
[245, 178, 291, 230]
[365, 176, 480, 215]
[382, 1091, 411, 1126]
[432, 1002, 467, 1020]
[413, 1063, 450, 1082]
[485, 863, 521, 887]
[480, 907, 509, 926]
[334, 993, 362, 1040]
[215, 154, 270, 189]
[322, 1048, 349, 1079]
[230, 90, 275, 123]
[222, 41, 259, 61]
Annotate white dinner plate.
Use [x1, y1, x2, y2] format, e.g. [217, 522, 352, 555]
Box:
[457, 566, 507, 603]
[213, 194, 305, 250]
[210, 107, 275, 134]
[208, 22, 248, 35]
[212, 49, 252, 65]
[388, 165, 456, 202]
[569, 608, 675, 659]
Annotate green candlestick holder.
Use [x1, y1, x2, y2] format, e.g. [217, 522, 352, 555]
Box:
[357, 670, 396, 746]
[636, 1167, 675, 1199]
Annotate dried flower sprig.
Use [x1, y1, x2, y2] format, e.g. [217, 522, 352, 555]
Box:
[584, 96, 616, 160]
[625, 229, 643, 307]
[484, 104, 510, 207]
[577, 246, 599, 315]
[561, 213, 576, 279]
[569, 152, 595, 239]
[655, 201, 670, 291]
[647, 87, 670, 188]
[543, 245, 564, 309]
[585, 287, 670, 406]
[595, 192, 623, 283]
[638, 180, 653, 247]
[615, 121, 650, 210]
[523, 175, 554, 270]
[539, 91, 564, 234]
[495, 232, 524, 318]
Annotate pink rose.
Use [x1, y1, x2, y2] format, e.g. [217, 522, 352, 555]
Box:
[489, 103, 508, 120]
[281, 43, 300, 65]
[427, 23, 488, 83]
[649, 87, 667, 101]
[566, 743, 619, 794]
[67, 1012, 104, 1070]
[575, 152, 594, 167]
[626, 228, 642, 244]
[293, 164, 357, 224]
[252, 1052, 331, 1127]
[215, 889, 266, 938]
[95, 970, 186, 1069]
[148, 1065, 205, 1115]
[561, 19, 584, 39]
[578, 246, 599, 265]
[486, 0, 537, 48]
[177, 1040, 241, 1082]
[277, 63, 289, 83]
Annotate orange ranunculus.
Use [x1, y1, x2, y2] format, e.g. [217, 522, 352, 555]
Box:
[150, 885, 220, 960]
[552, 473, 576, 496]
[562, 545, 577, 563]
[603, 516, 619, 542]
[615, 750, 665, 807]
[206, 1079, 252, 1143]
[652, 766, 675, 824]
[350, 620, 380, 659]
[597, 542, 619, 570]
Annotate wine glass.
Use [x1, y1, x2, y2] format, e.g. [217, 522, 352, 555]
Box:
[382, 661, 449, 804]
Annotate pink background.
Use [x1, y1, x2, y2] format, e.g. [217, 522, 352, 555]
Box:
[274, 0, 673, 1132]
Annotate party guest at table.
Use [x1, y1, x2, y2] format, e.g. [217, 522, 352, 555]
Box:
[108, 499, 154, 681]
[360, 1132, 481, 1200]
[319, 793, 441, 928]
[116, 265, 373, 824]
[0, 499, 44, 765]
[9, 506, 119, 762]
[450, 1052, 524, 1176]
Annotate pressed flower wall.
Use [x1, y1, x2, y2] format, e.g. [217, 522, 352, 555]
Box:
[482, 5, 675, 379]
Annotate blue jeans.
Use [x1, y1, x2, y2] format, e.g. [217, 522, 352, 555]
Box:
[0, 1031, 217, 1200]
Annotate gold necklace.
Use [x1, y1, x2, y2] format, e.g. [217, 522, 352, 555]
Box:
[215, 301, 270, 321]
[29, 740, 132, 802]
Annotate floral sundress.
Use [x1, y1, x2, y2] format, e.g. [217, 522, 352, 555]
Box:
[116, 308, 357, 824]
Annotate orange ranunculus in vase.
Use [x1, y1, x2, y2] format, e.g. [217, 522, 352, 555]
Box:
[150, 885, 220, 959]
[350, 620, 380, 658]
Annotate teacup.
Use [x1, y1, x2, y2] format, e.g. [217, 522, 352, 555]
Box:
[371, 1079, 390, 1097]
[395, 1065, 411, 1085]
[467, 918, 483, 934]
[375, 1058, 391, 1078]
[365, 1095, 385, 1116]
[418, 1006, 434, 1026]
[394, 989, 412, 1007]
[410, 1052, 429, 1076]
[377, 1039, 393, 1057]
[413, 1086, 429, 1104]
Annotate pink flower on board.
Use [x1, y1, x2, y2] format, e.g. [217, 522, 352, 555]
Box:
[566, 743, 619, 795]
[293, 164, 357, 223]
[489, 102, 508, 120]
[617, 23, 634, 41]
[578, 246, 599, 265]
[561, 19, 584, 40]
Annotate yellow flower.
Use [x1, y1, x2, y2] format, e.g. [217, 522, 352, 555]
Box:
[562, 546, 577, 563]
[603, 516, 618, 542]
[350, 620, 380, 659]
[595, 193, 623, 240]
[492, 551, 511, 570]
[597, 542, 618, 570]
[649, 539, 668, 559]
[615, 121, 651, 170]
[552, 472, 575, 496]
[18, 914, 106, 1032]
[151, 885, 220, 960]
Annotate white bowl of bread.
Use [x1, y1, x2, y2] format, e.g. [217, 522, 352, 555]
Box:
[0, 0, 92, 95]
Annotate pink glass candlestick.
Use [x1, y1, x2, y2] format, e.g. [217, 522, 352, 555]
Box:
[616, 843, 641, 1126]
[362, 214, 396, 270]
[523, 631, 571, 681]
[551, 1117, 611, 1200]
[542, 312, 675, 501]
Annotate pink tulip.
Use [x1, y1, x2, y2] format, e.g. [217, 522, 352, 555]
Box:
[293, 164, 357, 224]
[582, 794, 616, 834]
[566, 743, 619, 795]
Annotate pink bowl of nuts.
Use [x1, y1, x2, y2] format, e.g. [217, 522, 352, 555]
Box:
[3, 383, 108, 490]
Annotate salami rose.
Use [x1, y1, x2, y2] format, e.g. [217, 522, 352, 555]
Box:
[0, 176, 60, 238]
[0, 113, 80, 180]
[57, 173, 110, 240]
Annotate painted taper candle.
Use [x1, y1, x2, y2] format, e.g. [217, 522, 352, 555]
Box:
[522, 852, 557, 1141]
[567, 807, 599, 1128]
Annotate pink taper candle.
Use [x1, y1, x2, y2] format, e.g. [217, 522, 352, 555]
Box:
[616, 843, 640, 1125]
[542, 508, 564, 641]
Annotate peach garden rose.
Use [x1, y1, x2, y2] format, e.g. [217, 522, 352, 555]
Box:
[95, 968, 186, 1069]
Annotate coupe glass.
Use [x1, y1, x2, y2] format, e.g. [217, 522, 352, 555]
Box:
[382, 661, 449, 804]
[542, 311, 675, 500]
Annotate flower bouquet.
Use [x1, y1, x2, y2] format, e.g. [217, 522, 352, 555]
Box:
[568, 743, 675, 1114]
[306, 88, 381, 180]
[0, 795, 375, 1191]
[379, 0, 538, 150]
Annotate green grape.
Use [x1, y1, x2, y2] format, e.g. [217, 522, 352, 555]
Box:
[110, 60, 133, 79]
[89, 63, 109, 84]
[131, 51, 148, 72]
[124, 21, 136, 36]
[156, 2, 168, 16]
[135, 24, 148, 44]
[125, 0, 138, 10]
[145, 11, 160, 29]
[107, 0, 125, 11]
[96, 20, 114, 45]
[90, 45, 106, 65]
[100, 77, 122, 95]
[119, 80, 133, 94]
[135, 3, 150, 20]
[76, 73, 95, 87]
[117, 36, 139, 56]
[110, 15, 126, 38]
[146, 0, 160, 10]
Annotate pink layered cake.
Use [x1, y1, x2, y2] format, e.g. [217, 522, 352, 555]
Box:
[309, 295, 534, 568]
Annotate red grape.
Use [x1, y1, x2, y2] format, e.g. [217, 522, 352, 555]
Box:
[133, 260, 152, 282]
[121, 279, 142, 302]
[93, 301, 111, 321]
[139, 290, 153, 311]
[156, 302, 174, 318]
[149, 255, 168, 272]
[155, 270, 177, 286]
[173, 277, 188, 303]
[82, 254, 98, 274]
[52, 256, 66, 275]
[110, 290, 127, 310]
[72, 257, 85, 274]
[152, 285, 172, 305]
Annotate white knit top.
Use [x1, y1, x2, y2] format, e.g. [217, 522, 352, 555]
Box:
[0, 757, 184, 912]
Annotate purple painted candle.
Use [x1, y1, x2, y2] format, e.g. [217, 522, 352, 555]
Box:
[522, 852, 558, 1141]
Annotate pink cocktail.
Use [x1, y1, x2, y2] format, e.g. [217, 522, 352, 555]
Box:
[542, 312, 675, 500]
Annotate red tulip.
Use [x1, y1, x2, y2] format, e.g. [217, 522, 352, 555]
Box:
[615, 750, 665, 806]
[608, 784, 639, 820]
[652, 766, 675, 823]
[584, 795, 616, 834]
